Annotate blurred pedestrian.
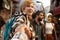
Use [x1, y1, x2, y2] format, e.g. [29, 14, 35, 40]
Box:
[53, 16, 60, 40]
[32, 11, 45, 40]
[0, 8, 10, 40]
[44, 13, 57, 40]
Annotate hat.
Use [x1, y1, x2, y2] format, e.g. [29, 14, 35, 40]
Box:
[45, 13, 52, 21]
[46, 13, 52, 17]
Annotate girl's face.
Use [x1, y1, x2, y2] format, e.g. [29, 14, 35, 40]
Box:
[47, 16, 52, 22]
[1, 12, 10, 21]
[39, 13, 44, 20]
[24, 3, 34, 16]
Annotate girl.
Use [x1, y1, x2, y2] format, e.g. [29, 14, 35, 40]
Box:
[45, 13, 57, 40]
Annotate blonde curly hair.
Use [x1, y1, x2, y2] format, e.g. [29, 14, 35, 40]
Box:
[20, 0, 34, 12]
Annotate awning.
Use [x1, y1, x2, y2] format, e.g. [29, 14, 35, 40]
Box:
[53, 6, 60, 15]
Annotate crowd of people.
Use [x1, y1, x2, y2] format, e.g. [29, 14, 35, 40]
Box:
[0, 0, 60, 40]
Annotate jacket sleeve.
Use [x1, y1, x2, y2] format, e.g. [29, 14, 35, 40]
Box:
[12, 15, 26, 28]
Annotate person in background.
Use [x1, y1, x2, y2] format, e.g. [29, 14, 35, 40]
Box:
[0, 8, 10, 40]
[0, 13, 5, 40]
[3, 0, 21, 40]
[45, 13, 57, 40]
[32, 11, 45, 40]
[0, 8, 10, 22]
[53, 15, 60, 40]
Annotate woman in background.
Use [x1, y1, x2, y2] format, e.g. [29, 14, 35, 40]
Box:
[0, 8, 10, 40]
[45, 13, 57, 40]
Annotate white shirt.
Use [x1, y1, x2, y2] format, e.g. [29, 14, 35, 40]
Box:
[45, 23, 54, 34]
